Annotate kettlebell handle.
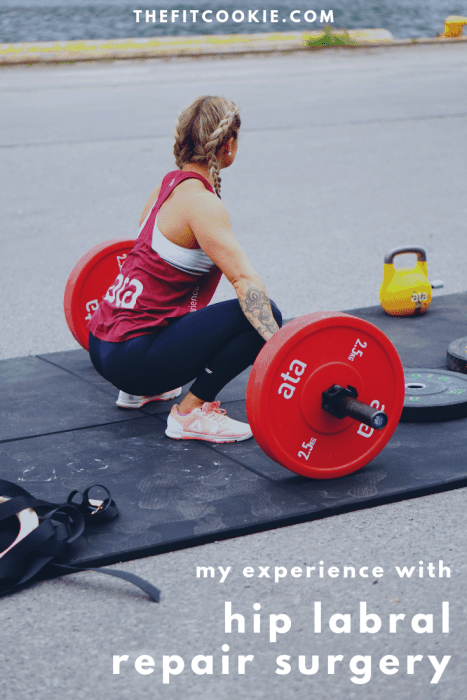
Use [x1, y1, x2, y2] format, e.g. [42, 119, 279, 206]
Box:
[384, 246, 427, 265]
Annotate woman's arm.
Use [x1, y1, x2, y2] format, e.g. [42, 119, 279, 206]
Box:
[236, 277, 279, 341]
[186, 189, 279, 341]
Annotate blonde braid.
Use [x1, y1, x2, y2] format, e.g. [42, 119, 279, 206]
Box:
[204, 109, 237, 197]
[173, 113, 183, 169]
[173, 96, 241, 198]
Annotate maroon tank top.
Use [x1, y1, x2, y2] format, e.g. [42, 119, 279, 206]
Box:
[87, 171, 222, 342]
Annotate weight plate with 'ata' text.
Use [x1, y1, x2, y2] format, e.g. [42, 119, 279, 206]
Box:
[246, 311, 405, 479]
[64, 239, 135, 350]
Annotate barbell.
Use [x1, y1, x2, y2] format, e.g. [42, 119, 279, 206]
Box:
[246, 311, 405, 478]
[64, 240, 405, 479]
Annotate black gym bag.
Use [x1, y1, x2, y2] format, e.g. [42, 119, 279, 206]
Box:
[0, 479, 160, 602]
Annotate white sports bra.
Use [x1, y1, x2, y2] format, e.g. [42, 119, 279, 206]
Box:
[151, 214, 215, 276]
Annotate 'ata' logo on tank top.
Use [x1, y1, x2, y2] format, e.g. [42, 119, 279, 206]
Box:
[169, 178, 175, 186]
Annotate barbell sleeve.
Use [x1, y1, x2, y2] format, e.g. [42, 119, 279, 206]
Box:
[322, 384, 388, 430]
[338, 396, 388, 430]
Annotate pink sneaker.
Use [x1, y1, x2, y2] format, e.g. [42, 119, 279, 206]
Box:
[116, 388, 182, 409]
[165, 401, 253, 443]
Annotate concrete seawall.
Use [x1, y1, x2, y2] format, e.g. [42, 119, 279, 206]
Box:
[1, 28, 467, 65]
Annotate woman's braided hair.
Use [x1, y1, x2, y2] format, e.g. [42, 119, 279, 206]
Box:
[173, 96, 241, 198]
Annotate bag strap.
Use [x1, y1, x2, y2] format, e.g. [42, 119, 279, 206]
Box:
[51, 563, 160, 602]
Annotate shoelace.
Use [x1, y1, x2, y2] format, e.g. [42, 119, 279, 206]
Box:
[201, 401, 229, 424]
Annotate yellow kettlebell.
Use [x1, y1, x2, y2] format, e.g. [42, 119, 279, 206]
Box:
[380, 246, 432, 316]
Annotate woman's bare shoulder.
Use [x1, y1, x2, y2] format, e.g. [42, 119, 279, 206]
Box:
[139, 174, 217, 226]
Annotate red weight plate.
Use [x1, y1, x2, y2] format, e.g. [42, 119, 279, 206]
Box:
[63, 239, 135, 351]
[246, 311, 405, 479]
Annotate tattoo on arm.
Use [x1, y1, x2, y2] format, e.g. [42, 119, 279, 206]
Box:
[239, 284, 279, 338]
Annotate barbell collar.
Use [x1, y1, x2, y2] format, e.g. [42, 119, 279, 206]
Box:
[322, 384, 388, 430]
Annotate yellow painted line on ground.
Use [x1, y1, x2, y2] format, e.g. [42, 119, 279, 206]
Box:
[0, 28, 465, 65]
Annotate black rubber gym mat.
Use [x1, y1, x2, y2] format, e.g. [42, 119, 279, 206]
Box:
[351, 291, 467, 369]
[0, 355, 140, 442]
[0, 293, 466, 570]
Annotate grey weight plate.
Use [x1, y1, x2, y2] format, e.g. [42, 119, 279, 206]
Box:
[446, 336, 467, 374]
[401, 368, 467, 422]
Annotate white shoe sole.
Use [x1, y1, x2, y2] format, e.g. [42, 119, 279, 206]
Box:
[165, 428, 253, 443]
[116, 388, 182, 409]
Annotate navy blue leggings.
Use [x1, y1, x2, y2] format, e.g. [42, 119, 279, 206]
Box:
[89, 299, 282, 402]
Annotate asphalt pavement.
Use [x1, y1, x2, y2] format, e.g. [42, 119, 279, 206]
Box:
[0, 42, 466, 700]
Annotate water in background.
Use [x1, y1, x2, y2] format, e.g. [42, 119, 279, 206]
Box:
[1, 0, 467, 43]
